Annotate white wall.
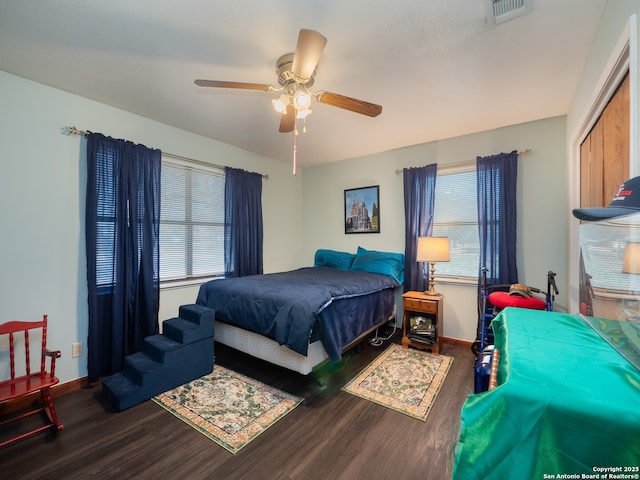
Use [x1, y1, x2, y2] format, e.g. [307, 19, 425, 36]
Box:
[302, 116, 569, 342]
[0, 71, 304, 385]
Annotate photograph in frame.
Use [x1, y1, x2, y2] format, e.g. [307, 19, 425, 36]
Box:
[344, 185, 380, 234]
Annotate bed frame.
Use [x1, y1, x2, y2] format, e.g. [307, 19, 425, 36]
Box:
[197, 259, 404, 375]
[215, 307, 395, 375]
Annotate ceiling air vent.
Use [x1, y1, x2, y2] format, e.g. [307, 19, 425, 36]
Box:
[486, 0, 533, 24]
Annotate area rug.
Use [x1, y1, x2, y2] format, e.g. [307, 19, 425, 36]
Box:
[342, 343, 453, 421]
[152, 366, 303, 454]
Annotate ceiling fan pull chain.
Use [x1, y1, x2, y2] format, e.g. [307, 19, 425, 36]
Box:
[192, 29, 382, 176]
[293, 127, 298, 176]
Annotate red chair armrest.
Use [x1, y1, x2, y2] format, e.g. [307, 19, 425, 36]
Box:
[43, 348, 61, 359]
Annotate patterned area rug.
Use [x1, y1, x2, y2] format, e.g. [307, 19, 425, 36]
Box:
[342, 343, 453, 421]
[153, 366, 303, 454]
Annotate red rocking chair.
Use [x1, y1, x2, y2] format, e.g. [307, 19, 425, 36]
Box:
[0, 315, 63, 447]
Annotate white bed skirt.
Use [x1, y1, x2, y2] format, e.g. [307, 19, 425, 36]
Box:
[214, 321, 329, 375]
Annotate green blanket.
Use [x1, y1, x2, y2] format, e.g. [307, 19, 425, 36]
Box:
[453, 308, 640, 480]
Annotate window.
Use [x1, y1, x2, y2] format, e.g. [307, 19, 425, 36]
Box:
[432, 166, 479, 279]
[580, 215, 640, 294]
[160, 157, 225, 282]
[94, 151, 117, 287]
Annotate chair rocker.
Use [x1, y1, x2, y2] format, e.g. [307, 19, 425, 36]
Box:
[0, 315, 63, 447]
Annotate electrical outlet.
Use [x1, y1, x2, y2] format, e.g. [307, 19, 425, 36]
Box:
[72, 342, 83, 358]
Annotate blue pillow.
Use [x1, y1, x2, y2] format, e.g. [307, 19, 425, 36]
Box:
[314, 249, 356, 271]
[350, 246, 405, 285]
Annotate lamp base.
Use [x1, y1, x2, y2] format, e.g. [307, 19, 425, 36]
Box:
[423, 262, 439, 295]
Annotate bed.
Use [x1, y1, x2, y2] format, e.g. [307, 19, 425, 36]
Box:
[195, 247, 404, 375]
[452, 308, 640, 479]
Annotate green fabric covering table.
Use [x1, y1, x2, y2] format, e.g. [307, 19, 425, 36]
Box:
[452, 308, 640, 480]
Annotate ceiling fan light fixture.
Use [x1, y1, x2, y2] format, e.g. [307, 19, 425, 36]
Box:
[293, 91, 312, 111]
[193, 28, 382, 176]
[272, 94, 290, 114]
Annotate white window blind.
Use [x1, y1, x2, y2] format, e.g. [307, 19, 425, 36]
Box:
[95, 150, 117, 287]
[580, 217, 640, 293]
[432, 167, 479, 279]
[160, 157, 225, 281]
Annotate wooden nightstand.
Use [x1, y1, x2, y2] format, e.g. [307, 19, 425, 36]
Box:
[401, 291, 443, 355]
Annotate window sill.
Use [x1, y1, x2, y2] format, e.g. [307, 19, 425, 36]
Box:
[160, 276, 220, 290]
[438, 276, 478, 286]
[591, 287, 640, 301]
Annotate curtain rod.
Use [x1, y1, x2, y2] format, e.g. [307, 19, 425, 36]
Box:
[63, 126, 269, 179]
[394, 149, 532, 175]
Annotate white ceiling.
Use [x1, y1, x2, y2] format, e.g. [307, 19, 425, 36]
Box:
[0, 0, 606, 168]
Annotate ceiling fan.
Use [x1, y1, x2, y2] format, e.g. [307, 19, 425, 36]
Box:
[194, 29, 383, 134]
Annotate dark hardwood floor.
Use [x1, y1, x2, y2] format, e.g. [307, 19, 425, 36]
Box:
[0, 333, 475, 480]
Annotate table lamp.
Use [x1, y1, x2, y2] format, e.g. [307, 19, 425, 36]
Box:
[416, 236, 450, 295]
[623, 242, 640, 274]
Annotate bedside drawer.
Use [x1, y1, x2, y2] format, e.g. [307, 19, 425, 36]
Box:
[405, 298, 437, 313]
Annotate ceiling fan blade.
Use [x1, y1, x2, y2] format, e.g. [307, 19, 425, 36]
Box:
[279, 104, 295, 133]
[315, 91, 383, 118]
[194, 79, 273, 91]
[291, 29, 327, 82]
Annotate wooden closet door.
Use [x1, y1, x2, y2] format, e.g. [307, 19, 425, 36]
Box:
[579, 72, 629, 208]
[602, 73, 630, 202]
[580, 121, 604, 208]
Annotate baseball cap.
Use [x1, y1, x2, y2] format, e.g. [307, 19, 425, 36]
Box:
[573, 176, 640, 221]
[509, 284, 532, 298]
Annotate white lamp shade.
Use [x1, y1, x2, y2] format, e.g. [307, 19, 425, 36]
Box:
[293, 91, 311, 110]
[416, 236, 450, 263]
[272, 94, 289, 113]
[623, 243, 640, 274]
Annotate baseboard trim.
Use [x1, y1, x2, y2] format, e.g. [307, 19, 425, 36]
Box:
[441, 336, 472, 349]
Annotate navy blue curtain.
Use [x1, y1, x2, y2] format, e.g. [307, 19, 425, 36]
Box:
[86, 133, 161, 383]
[224, 167, 263, 277]
[403, 164, 438, 292]
[476, 150, 518, 286]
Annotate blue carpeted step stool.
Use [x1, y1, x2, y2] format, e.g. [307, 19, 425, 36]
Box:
[102, 304, 215, 412]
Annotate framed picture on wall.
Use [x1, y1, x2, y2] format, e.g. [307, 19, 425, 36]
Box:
[344, 185, 380, 234]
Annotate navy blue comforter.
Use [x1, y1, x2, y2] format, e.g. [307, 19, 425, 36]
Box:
[196, 267, 397, 361]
